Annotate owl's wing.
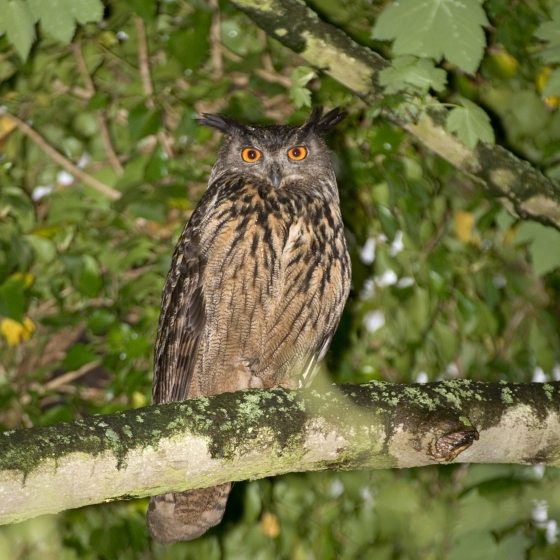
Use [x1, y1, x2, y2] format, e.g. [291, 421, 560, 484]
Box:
[152, 223, 207, 405]
[298, 331, 335, 388]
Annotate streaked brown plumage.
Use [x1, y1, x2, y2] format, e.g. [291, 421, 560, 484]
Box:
[147, 106, 351, 544]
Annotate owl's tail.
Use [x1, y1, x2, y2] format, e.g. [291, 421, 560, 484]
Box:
[147, 483, 231, 544]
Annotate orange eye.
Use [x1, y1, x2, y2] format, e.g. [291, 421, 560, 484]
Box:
[287, 146, 307, 161]
[242, 148, 262, 162]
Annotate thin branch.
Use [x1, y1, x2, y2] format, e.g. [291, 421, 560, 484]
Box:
[1, 110, 121, 201]
[229, 0, 560, 231]
[1, 381, 559, 526]
[209, 0, 224, 77]
[73, 44, 124, 176]
[254, 68, 292, 88]
[135, 17, 154, 101]
[134, 16, 173, 159]
[45, 360, 103, 391]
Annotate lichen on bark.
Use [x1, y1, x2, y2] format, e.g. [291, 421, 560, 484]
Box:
[1, 381, 560, 525]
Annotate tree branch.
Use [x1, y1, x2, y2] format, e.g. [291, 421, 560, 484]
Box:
[229, 0, 560, 230]
[0, 109, 121, 201]
[1, 381, 559, 526]
[72, 43, 124, 176]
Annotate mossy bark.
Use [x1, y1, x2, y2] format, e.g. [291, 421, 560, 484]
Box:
[1, 381, 559, 526]
[229, 0, 560, 230]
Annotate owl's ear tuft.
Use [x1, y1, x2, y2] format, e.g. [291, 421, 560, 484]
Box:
[300, 106, 348, 136]
[196, 113, 243, 135]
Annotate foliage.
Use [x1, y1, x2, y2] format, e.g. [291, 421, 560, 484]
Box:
[0, 0, 559, 558]
[371, 0, 489, 75]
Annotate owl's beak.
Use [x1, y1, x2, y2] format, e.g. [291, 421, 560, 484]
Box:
[269, 164, 281, 189]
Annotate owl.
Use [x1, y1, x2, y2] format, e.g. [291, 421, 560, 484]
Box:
[147, 106, 351, 544]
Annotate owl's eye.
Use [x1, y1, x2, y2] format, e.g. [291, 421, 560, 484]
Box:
[287, 146, 307, 161]
[241, 148, 262, 162]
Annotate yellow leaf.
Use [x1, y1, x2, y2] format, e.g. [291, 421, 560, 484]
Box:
[0, 115, 17, 151]
[537, 67, 560, 109]
[454, 210, 475, 243]
[491, 50, 518, 79]
[261, 512, 280, 538]
[132, 391, 148, 408]
[11, 272, 34, 288]
[537, 67, 552, 93]
[543, 96, 560, 110]
[1, 317, 35, 347]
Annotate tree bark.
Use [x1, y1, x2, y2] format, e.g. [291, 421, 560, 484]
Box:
[1, 381, 559, 526]
[229, 0, 560, 231]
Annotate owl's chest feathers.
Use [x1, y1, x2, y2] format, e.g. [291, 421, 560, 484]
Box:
[202, 184, 344, 307]
[192, 182, 348, 391]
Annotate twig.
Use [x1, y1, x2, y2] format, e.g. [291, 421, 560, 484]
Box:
[254, 68, 292, 88]
[135, 17, 173, 158]
[209, 0, 223, 77]
[73, 44, 124, 176]
[1, 110, 121, 200]
[45, 360, 103, 391]
[135, 17, 154, 102]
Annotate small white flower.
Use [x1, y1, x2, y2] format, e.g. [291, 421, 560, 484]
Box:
[552, 364, 560, 381]
[359, 237, 376, 265]
[532, 367, 548, 383]
[116, 31, 129, 41]
[389, 230, 404, 256]
[364, 310, 385, 333]
[360, 487, 374, 508]
[533, 464, 545, 479]
[446, 363, 459, 378]
[493, 274, 507, 288]
[546, 519, 558, 544]
[415, 372, 428, 384]
[77, 152, 91, 169]
[532, 500, 548, 527]
[31, 185, 53, 201]
[56, 170, 74, 186]
[360, 278, 375, 300]
[330, 479, 344, 498]
[375, 269, 398, 287]
[397, 276, 414, 288]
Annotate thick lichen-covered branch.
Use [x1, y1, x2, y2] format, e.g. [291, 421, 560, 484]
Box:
[1, 381, 560, 526]
[229, 0, 560, 230]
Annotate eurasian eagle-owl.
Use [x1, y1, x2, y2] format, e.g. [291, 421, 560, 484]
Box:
[147, 106, 351, 544]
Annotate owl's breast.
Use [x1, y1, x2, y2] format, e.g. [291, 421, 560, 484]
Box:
[195, 182, 350, 393]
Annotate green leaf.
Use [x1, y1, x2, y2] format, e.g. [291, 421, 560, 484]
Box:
[0, 276, 26, 322]
[379, 55, 447, 94]
[448, 530, 498, 560]
[28, 0, 103, 44]
[145, 144, 169, 182]
[446, 98, 495, 149]
[543, 67, 560, 97]
[168, 10, 211, 70]
[290, 67, 316, 109]
[290, 86, 312, 108]
[534, 5, 560, 63]
[124, 0, 156, 21]
[372, 0, 489, 74]
[0, 0, 36, 61]
[128, 104, 161, 142]
[515, 221, 560, 276]
[291, 66, 316, 87]
[62, 343, 99, 370]
[79, 255, 102, 297]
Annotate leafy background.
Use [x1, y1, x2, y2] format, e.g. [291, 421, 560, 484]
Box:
[1, 0, 560, 558]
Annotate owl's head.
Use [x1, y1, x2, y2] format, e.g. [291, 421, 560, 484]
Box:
[197, 106, 347, 198]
